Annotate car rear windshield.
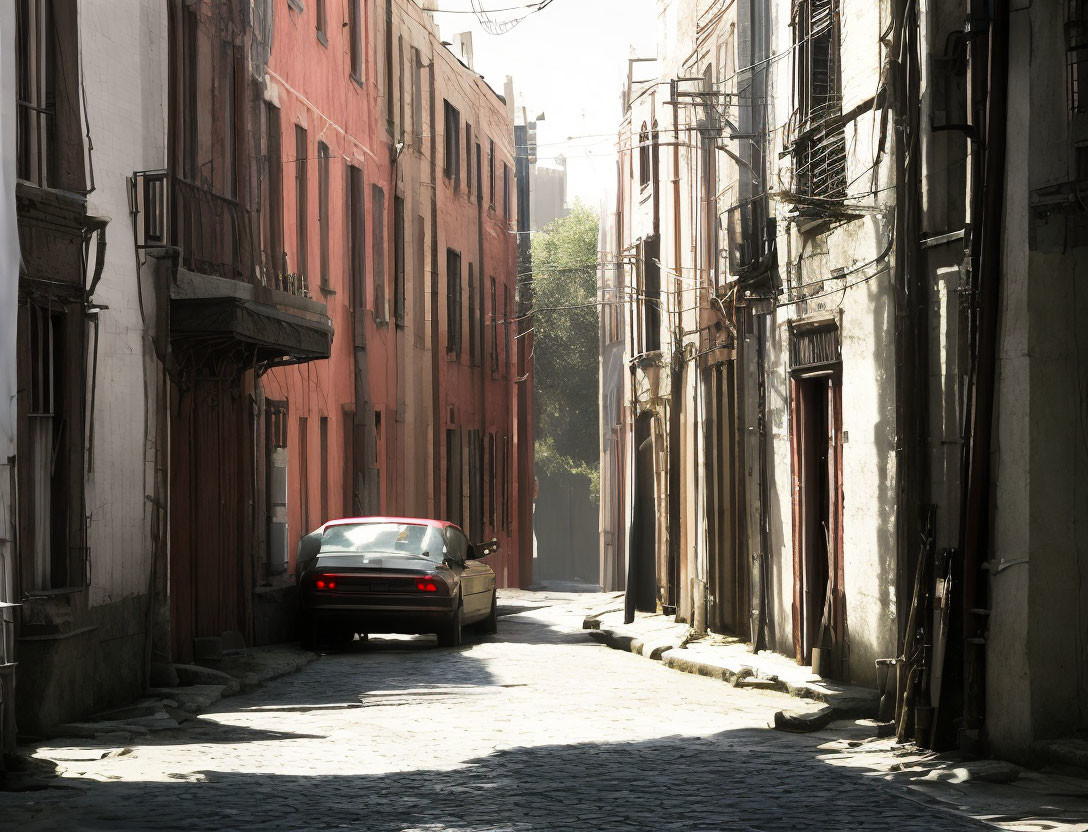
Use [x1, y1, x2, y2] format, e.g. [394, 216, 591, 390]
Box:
[319, 523, 445, 561]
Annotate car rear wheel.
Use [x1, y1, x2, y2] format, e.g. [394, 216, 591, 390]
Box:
[326, 627, 355, 650]
[480, 593, 498, 635]
[437, 598, 463, 648]
[298, 613, 317, 650]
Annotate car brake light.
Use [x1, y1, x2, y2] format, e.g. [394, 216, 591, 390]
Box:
[315, 577, 336, 590]
[416, 575, 438, 592]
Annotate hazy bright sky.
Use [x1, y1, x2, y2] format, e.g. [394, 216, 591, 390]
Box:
[428, 0, 658, 209]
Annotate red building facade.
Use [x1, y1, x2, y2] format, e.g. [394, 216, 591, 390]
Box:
[261, 0, 531, 597]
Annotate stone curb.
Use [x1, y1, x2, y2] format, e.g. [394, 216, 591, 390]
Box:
[43, 646, 318, 743]
[585, 616, 879, 719]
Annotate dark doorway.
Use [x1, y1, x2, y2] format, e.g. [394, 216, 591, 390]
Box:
[791, 372, 844, 676]
[169, 376, 250, 663]
[627, 412, 658, 621]
[705, 363, 744, 635]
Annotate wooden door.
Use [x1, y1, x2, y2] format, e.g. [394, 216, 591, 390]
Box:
[170, 377, 249, 662]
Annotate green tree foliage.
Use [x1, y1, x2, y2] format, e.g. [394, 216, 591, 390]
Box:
[531, 202, 600, 500]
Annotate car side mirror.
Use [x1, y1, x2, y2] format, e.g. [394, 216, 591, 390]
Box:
[469, 538, 499, 560]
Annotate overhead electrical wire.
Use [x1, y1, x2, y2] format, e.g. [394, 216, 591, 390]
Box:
[468, 0, 557, 34]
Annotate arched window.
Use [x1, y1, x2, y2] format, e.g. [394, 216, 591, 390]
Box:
[638, 122, 651, 188]
[651, 119, 660, 185]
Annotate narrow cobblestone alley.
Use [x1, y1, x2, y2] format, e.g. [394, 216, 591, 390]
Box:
[0, 593, 999, 832]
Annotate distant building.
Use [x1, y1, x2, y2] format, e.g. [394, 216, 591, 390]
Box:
[531, 155, 569, 231]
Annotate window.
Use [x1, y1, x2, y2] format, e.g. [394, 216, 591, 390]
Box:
[651, 120, 660, 191]
[476, 142, 483, 204]
[638, 123, 650, 188]
[16, 0, 55, 186]
[318, 141, 330, 288]
[181, 8, 199, 181]
[487, 432, 496, 529]
[446, 249, 462, 355]
[489, 276, 498, 373]
[468, 430, 484, 542]
[793, 0, 845, 199]
[1069, 0, 1088, 112]
[266, 400, 289, 575]
[299, 416, 310, 535]
[394, 194, 405, 327]
[385, 0, 394, 133]
[348, 165, 366, 346]
[503, 285, 511, 376]
[316, 0, 327, 44]
[320, 416, 330, 524]
[398, 36, 405, 140]
[500, 435, 509, 531]
[640, 236, 661, 352]
[466, 123, 474, 195]
[16, 0, 87, 191]
[342, 407, 355, 516]
[468, 265, 479, 365]
[412, 48, 423, 146]
[446, 429, 463, 526]
[372, 184, 387, 321]
[443, 100, 461, 187]
[488, 139, 496, 206]
[319, 522, 445, 562]
[373, 409, 383, 511]
[295, 125, 308, 290]
[221, 41, 238, 198]
[414, 215, 426, 347]
[264, 103, 284, 279]
[23, 304, 82, 590]
[503, 162, 510, 220]
[349, 0, 363, 82]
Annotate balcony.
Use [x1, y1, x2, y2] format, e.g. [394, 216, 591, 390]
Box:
[132, 170, 310, 298]
[132, 170, 331, 368]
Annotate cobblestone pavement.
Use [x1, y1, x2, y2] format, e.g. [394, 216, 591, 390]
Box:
[1, 592, 1000, 831]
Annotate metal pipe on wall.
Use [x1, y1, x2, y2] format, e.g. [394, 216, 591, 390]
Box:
[959, 0, 1009, 753]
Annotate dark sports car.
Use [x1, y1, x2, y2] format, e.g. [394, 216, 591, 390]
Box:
[295, 516, 498, 648]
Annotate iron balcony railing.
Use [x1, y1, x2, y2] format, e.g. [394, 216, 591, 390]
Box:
[132, 170, 310, 298]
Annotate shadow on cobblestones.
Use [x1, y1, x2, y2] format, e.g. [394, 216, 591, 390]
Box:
[8, 727, 994, 831]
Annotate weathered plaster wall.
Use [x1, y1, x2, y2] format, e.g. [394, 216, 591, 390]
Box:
[989, 3, 1088, 757]
[986, 5, 1034, 756]
[0, 0, 19, 751]
[80, 0, 168, 604]
[763, 0, 899, 686]
[52, 0, 169, 719]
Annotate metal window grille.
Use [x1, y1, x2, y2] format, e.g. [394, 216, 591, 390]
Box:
[790, 323, 841, 370]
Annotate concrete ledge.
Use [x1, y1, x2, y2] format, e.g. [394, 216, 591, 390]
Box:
[586, 610, 879, 719]
[34, 643, 317, 744]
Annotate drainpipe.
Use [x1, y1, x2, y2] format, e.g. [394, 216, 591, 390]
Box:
[959, 0, 1008, 753]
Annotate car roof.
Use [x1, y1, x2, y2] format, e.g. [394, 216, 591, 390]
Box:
[321, 516, 461, 533]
